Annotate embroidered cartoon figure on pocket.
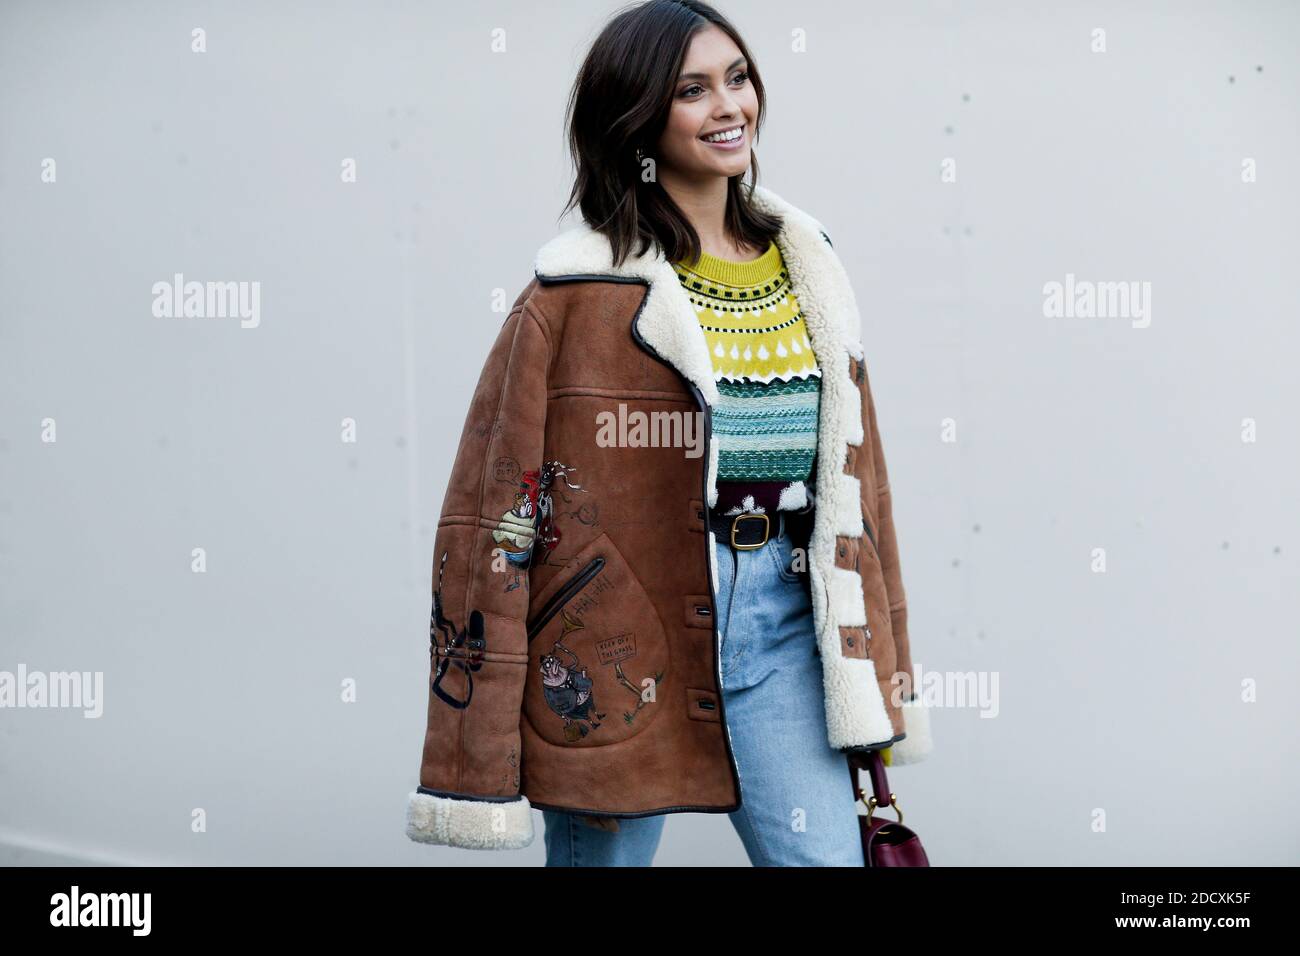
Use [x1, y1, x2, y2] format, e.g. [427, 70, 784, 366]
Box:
[537, 609, 664, 740]
[540, 614, 606, 741]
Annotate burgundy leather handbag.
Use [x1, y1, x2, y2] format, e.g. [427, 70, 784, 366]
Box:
[847, 750, 930, 866]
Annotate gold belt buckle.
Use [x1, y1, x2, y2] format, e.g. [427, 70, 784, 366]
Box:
[730, 513, 770, 550]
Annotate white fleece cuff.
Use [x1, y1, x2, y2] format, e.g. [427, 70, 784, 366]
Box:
[406, 790, 535, 850]
[887, 695, 934, 765]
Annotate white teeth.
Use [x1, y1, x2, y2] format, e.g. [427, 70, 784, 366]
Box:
[703, 127, 743, 143]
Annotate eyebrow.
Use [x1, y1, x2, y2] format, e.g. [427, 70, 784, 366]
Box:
[677, 56, 746, 82]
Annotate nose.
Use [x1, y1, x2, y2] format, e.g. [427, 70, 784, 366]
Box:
[713, 88, 742, 120]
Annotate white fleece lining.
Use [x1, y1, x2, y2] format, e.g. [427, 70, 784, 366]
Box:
[706, 439, 720, 508]
[821, 655, 895, 750]
[748, 186, 897, 749]
[707, 529, 720, 593]
[843, 388, 865, 446]
[828, 565, 868, 627]
[776, 481, 808, 511]
[888, 694, 934, 764]
[834, 472, 863, 537]
[533, 184, 903, 752]
[406, 791, 534, 850]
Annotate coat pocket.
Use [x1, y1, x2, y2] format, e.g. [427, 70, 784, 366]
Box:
[523, 531, 670, 746]
[527, 557, 606, 643]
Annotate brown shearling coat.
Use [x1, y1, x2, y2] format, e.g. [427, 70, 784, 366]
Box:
[405, 185, 933, 850]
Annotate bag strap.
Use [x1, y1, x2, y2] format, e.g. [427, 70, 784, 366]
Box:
[847, 749, 891, 807]
[848, 749, 908, 828]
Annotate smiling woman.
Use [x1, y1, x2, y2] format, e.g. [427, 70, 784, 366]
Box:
[405, 0, 932, 868]
[562, 0, 777, 267]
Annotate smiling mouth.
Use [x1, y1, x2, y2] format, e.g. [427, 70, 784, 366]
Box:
[700, 124, 745, 144]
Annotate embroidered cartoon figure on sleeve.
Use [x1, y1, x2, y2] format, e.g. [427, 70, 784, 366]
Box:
[429, 550, 486, 710]
[491, 460, 585, 570]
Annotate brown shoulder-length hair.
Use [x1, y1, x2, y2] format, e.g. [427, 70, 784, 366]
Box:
[561, 0, 782, 268]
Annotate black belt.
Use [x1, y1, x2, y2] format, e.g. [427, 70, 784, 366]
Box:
[708, 508, 814, 550]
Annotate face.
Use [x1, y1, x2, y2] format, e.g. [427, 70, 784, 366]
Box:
[655, 24, 757, 182]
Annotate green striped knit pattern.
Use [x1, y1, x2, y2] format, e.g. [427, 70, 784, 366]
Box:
[715, 376, 820, 480]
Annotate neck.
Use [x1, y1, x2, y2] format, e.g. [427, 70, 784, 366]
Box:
[657, 172, 738, 256]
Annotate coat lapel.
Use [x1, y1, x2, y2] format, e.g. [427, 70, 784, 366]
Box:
[531, 185, 862, 406]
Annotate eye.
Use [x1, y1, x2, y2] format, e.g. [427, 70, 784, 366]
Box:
[679, 70, 748, 98]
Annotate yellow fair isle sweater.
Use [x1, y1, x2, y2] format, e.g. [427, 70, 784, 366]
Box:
[672, 239, 822, 515]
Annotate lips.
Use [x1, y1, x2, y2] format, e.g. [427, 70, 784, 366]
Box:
[700, 124, 744, 142]
[700, 124, 746, 149]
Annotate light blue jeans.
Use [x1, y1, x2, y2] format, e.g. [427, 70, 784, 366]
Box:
[542, 513, 865, 866]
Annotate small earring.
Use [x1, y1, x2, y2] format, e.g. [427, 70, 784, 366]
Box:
[635, 147, 644, 163]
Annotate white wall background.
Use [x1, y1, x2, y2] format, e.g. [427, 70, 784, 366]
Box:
[1, 0, 1296, 866]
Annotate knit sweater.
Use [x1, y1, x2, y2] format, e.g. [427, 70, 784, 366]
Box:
[672, 239, 821, 514]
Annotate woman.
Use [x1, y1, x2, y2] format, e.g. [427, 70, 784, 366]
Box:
[405, 0, 933, 866]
